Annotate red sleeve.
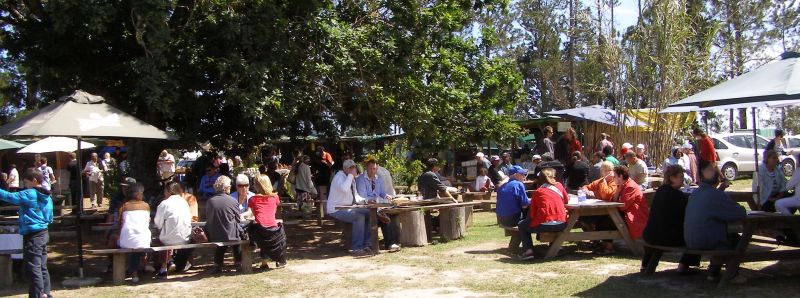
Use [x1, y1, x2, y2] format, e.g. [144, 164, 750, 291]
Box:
[619, 182, 641, 211]
[700, 137, 716, 161]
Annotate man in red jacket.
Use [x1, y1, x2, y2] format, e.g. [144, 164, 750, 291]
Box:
[692, 128, 717, 166]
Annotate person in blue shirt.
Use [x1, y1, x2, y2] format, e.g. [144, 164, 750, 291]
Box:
[356, 159, 400, 251]
[198, 166, 221, 199]
[0, 169, 53, 298]
[496, 165, 531, 227]
[231, 174, 255, 213]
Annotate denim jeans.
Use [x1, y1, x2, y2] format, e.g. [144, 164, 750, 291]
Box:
[127, 252, 144, 275]
[330, 208, 372, 251]
[518, 218, 567, 249]
[378, 215, 398, 248]
[23, 229, 51, 298]
[497, 213, 522, 227]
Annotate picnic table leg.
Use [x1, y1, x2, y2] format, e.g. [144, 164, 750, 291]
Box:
[240, 242, 254, 274]
[608, 209, 643, 255]
[370, 208, 380, 253]
[544, 210, 581, 259]
[112, 253, 126, 285]
[317, 201, 324, 226]
[0, 254, 12, 286]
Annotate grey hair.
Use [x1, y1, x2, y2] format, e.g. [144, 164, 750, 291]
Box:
[213, 175, 232, 193]
[125, 182, 145, 199]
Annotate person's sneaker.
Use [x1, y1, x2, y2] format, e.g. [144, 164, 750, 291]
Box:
[131, 276, 139, 284]
[181, 262, 192, 272]
[275, 262, 287, 269]
[168, 263, 176, 272]
[155, 271, 168, 279]
[351, 249, 368, 257]
[517, 250, 536, 261]
[388, 244, 401, 252]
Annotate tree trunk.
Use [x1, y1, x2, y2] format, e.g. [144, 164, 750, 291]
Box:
[397, 210, 427, 247]
[128, 138, 165, 199]
[439, 207, 466, 241]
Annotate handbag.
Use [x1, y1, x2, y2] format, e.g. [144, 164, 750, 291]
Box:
[191, 226, 208, 243]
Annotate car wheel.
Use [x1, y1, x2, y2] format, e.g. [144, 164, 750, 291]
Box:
[721, 163, 738, 181]
[782, 159, 796, 177]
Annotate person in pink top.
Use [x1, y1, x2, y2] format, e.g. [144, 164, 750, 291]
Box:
[242, 174, 287, 269]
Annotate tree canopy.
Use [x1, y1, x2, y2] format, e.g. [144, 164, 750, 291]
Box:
[0, 0, 524, 153]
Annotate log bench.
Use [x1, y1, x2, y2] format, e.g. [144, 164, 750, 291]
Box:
[0, 249, 22, 286]
[87, 240, 253, 284]
[642, 243, 738, 276]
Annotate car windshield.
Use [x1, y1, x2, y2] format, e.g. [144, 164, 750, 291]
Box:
[723, 135, 768, 149]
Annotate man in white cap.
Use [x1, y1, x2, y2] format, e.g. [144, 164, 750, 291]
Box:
[635, 144, 652, 167]
[230, 174, 254, 213]
[326, 159, 372, 256]
[475, 152, 491, 170]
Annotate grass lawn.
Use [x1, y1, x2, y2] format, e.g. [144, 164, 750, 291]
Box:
[3, 208, 800, 297]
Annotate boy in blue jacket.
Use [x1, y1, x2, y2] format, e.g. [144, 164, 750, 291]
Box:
[0, 169, 53, 298]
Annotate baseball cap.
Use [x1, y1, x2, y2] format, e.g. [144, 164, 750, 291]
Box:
[120, 177, 137, 187]
[343, 159, 356, 169]
[682, 142, 693, 149]
[622, 143, 633, 148]
[508, 165, 528, 176]
[490, 155, 500, 161]
[636, 144, 645, 149]
[475, 152, 485, 158]
[532, 154, 542, 160]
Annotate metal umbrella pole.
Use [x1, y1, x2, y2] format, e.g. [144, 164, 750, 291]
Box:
[752, 107, 761, 210]
[76, 136, 85, 277]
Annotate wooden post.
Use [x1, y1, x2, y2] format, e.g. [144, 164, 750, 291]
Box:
[0, 254, 12, 286]
[439, 207, 466, 241]
[465, 206, 473, 228]
[240, 242, 254, 274]
[112, 253, 126, 285]
[396, 210, 428, 247]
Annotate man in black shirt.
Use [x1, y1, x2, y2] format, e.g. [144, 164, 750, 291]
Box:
[565, 151, 590, 190]
[487, 155, 505, 186]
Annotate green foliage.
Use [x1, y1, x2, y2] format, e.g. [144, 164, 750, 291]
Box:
[0, 0, 524, 156]
[372, 140, 423, 189]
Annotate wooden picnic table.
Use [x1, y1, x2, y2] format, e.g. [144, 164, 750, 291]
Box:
[336, 201, 484, 252]
[717, 213, 800, 286]
[543, 201, 643, 259]
[643, 188, 758, 210]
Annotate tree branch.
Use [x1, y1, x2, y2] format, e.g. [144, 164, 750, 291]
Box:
[168, 0, 196, 32]
[21, 0, 45, 21]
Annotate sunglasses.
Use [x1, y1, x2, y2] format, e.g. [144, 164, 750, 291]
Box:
[237, 184, 249, 187]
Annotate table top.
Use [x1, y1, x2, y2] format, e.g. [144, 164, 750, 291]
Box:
[565, 201, 624, 209]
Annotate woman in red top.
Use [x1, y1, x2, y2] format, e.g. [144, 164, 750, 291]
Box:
[244, 174, 288, 269]
[517, 167, 568, 261]
[693, 127, 717, 165]
[596, 165, 650, 254]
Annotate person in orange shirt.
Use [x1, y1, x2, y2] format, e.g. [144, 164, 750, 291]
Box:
[594, 165, 649, 254]
[581, 161, 617, 201]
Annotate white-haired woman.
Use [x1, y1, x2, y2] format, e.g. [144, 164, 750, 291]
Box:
[205, 175, 243, 272]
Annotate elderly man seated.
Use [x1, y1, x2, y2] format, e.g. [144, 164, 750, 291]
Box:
[356, 159, 400, 252]
[326, 159, 372, 256]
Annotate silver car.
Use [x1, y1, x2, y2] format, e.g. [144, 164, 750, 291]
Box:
[710, 133, 795, 181]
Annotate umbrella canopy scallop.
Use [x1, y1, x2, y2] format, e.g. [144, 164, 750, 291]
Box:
[17, 137, 96, 153]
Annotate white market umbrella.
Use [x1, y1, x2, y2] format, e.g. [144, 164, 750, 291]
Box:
[17, 137, 96, 153]
[663, 52, 800, 209]
[0, 90, 172, 279]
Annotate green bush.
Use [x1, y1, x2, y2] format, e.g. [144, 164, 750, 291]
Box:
[373, 140, 424, 189]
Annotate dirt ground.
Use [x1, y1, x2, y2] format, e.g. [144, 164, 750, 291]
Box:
[3, 211, 800, 297]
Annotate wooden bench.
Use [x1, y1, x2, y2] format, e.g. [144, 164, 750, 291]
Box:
[642, 243, 739, 276]
[0, 249, 21, 286]
[497, 222, 559, 254]
[87, 240, 253, 284]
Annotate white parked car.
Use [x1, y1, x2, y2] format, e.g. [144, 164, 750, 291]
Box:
[710, 133, 795, 181]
